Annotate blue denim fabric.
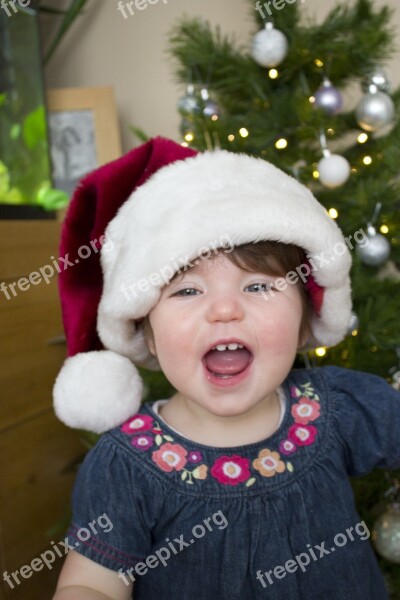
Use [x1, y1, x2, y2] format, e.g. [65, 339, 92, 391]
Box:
[67, 366, 400, 599]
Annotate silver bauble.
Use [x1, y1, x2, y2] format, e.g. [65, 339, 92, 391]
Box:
[356, 230, 391, 266]
[356, 88, 395, 132]
[314, 78, 343, 115]
[251, 22, 288, 68]
[200, 88, 220, 119]
[347, 312, 360, 336]
[373, 504, 400, 564]
[318, 153, 351, 188]
[362, 68, 391, 93]
[178, 84, 200, 115]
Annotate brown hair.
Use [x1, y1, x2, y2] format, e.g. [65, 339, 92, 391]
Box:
[142, 241, 313, 349]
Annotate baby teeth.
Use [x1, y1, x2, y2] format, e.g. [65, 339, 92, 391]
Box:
[214, 343, 244, 351]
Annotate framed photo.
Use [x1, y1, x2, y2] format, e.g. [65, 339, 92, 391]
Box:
[46, 86, 122, 197]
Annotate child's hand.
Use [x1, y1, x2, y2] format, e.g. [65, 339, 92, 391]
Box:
[53, 550, 133, 600]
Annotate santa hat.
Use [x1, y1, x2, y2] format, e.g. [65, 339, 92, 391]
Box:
[53, 136, 352, 433]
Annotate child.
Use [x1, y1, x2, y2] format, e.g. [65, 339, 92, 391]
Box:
[52, 137, 400, 599]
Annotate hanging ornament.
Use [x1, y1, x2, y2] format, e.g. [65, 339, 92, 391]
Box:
[178, 84, 200, 115]
[346, 312, 360, 336]
[356, 83, 395, 132]
[362, 68, 391, 93]
[317, 131, 350, 189]
[200, 88, 221, 120]
[373, 478, 400, 564]
[314, 77, 343, 115]
[356, 203, 391, 267]
[251, 22, 288, 68]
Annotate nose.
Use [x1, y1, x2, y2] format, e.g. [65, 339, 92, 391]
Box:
[205, 292, 245, 323]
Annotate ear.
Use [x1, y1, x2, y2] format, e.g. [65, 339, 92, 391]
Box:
[141, 318, 157, 357]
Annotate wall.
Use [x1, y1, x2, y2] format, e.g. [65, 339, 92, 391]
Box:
[42, 0, 400, 153]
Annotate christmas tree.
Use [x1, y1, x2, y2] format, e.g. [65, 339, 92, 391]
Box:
[160, 0, 400, 594]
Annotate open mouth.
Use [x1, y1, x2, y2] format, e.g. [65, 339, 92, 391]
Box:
[202, 341, 253, 381]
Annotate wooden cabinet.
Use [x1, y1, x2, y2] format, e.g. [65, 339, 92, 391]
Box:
[0, 219, 85, 600]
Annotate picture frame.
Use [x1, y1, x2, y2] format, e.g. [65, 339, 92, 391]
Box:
[46, 86, 122, 199]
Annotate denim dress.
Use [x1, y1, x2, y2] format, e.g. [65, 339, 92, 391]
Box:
[67, 366, 400, 599]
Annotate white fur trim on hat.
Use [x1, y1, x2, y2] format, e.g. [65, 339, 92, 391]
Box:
[98, 150, 352, 363]
[53, 351, 143, 433]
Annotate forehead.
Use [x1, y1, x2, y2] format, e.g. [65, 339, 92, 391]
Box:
[170, 252, 233, 283]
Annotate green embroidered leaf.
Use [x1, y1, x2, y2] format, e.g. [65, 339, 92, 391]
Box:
[163, 435, 174, 442]
[186, 479, 194, 485]
[287, 462, 294, 472]
[155, 434, 163, 446]
[245, 478, 256, 487]
[181, 470, 188, 481]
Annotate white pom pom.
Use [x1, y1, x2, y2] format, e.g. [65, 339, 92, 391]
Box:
[53, 351, 143, 433]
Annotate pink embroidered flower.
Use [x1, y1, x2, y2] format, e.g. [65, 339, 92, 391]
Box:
[291, 398, 320, 425]
[290, 385, 301, 398]
[253, 449, 285, 478]
[121, 414, 154, 434]
[152, 443, 188, 472]
[131, 435, 154, 451]
[210, 455, 250, 486]
[279, 439, 297, 456]
[188, 450, 203, 464]
[288, 423, 317, 447]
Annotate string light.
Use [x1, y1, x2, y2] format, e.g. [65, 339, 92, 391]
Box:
[327, 128, 335, 136]
[328, 208, 339, 219]
[239, 128, 249, 138]
[315, 347, 327, 357]
[363, 156, 373, 165]
[314, 59, 324, 68]
[309, 96, 316, 104]
[181, 142, 188, 148]
[351, 329, 359, 337]
[275, 138, 288, 150]
[313, 170, 320, 180]
[269, 69, 279, 79]
[211, 115, 219, 122]
[380, 225, 389, 234]
[184, 132, 194, 143]
[228, 134, 235, 142]
[358, 133, 369, 144]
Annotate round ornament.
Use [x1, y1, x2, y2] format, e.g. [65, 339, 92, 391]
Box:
[362, 68, 391, 93]
[314, 78, 343, 115]
[373, 504, 400, 563]
[356, 226, 391, 267]
[347, 312, 360, 336]
[356, 87, 395, 132]
[251, 22, 288, 68]
[318, 153, 351, 188]
[178, 84, 200, 115]
[200, 88, 221, 119]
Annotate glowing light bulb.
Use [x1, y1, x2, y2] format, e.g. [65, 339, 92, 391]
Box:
[313, 170, 320, 180]
[211, 115, 219, 122]
[239, 128, 249, 138]
[309, 96, 316, 104]
[328, 208, 339, 219]
[181, 142, 189, 148]
[380, 225, 389, 234]
[351, 330, 359, 337]
[314, 59, 324, 68]
[184, 133, 194, 142]
[363, 156, 372, 165]
[269, 69, 279, 79]
[358, 133, 368, 144]
[315, 347, 327, 357]
[275, 138, 288, 150]
[228, 134, 235, 142]
[327, 128, 335, 136]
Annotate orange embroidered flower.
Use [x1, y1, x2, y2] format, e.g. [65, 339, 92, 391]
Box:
[152, 442, 188, 472]
[192, 464, 208, 480]
[253, 449, 286, 478]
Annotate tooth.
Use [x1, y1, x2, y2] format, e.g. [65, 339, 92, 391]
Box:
[216, 344, 227, 351]
[228, 343, 238, 350]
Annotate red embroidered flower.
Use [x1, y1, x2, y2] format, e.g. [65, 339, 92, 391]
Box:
[288, 423, 317, 447]
[152, 443, 188, 472]
[279, 439, 297, 456]
[121, 414, 154, 434]
[210, 455, 250, 486]
[291, 398, 320, 425]
[131, 435, 154, 451]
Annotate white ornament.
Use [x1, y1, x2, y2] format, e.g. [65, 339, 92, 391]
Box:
[251, 22, 288, 68]
[356, 225, 391, 267]
[356, 86, 395, 132]
[318, 152, 351, 188]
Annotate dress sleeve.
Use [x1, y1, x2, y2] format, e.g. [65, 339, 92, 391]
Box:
[325, 366, 400, 477]
[66, 434, 155, 572]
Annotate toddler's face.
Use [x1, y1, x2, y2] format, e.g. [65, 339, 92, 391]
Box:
[145, 253, 304, 419]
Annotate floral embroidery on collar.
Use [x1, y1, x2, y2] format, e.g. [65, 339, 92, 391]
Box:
[120, 382, 321, 488]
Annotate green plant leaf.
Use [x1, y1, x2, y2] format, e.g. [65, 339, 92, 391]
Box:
[36, 187, 69, 211]
[44, 0, 90, 64]
[23, 106, 46, 149]
[129, 126, 150, 143]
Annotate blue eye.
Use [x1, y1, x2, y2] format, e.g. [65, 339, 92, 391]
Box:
[174, 288, 199, 296]
[245, 282, 274, 293]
